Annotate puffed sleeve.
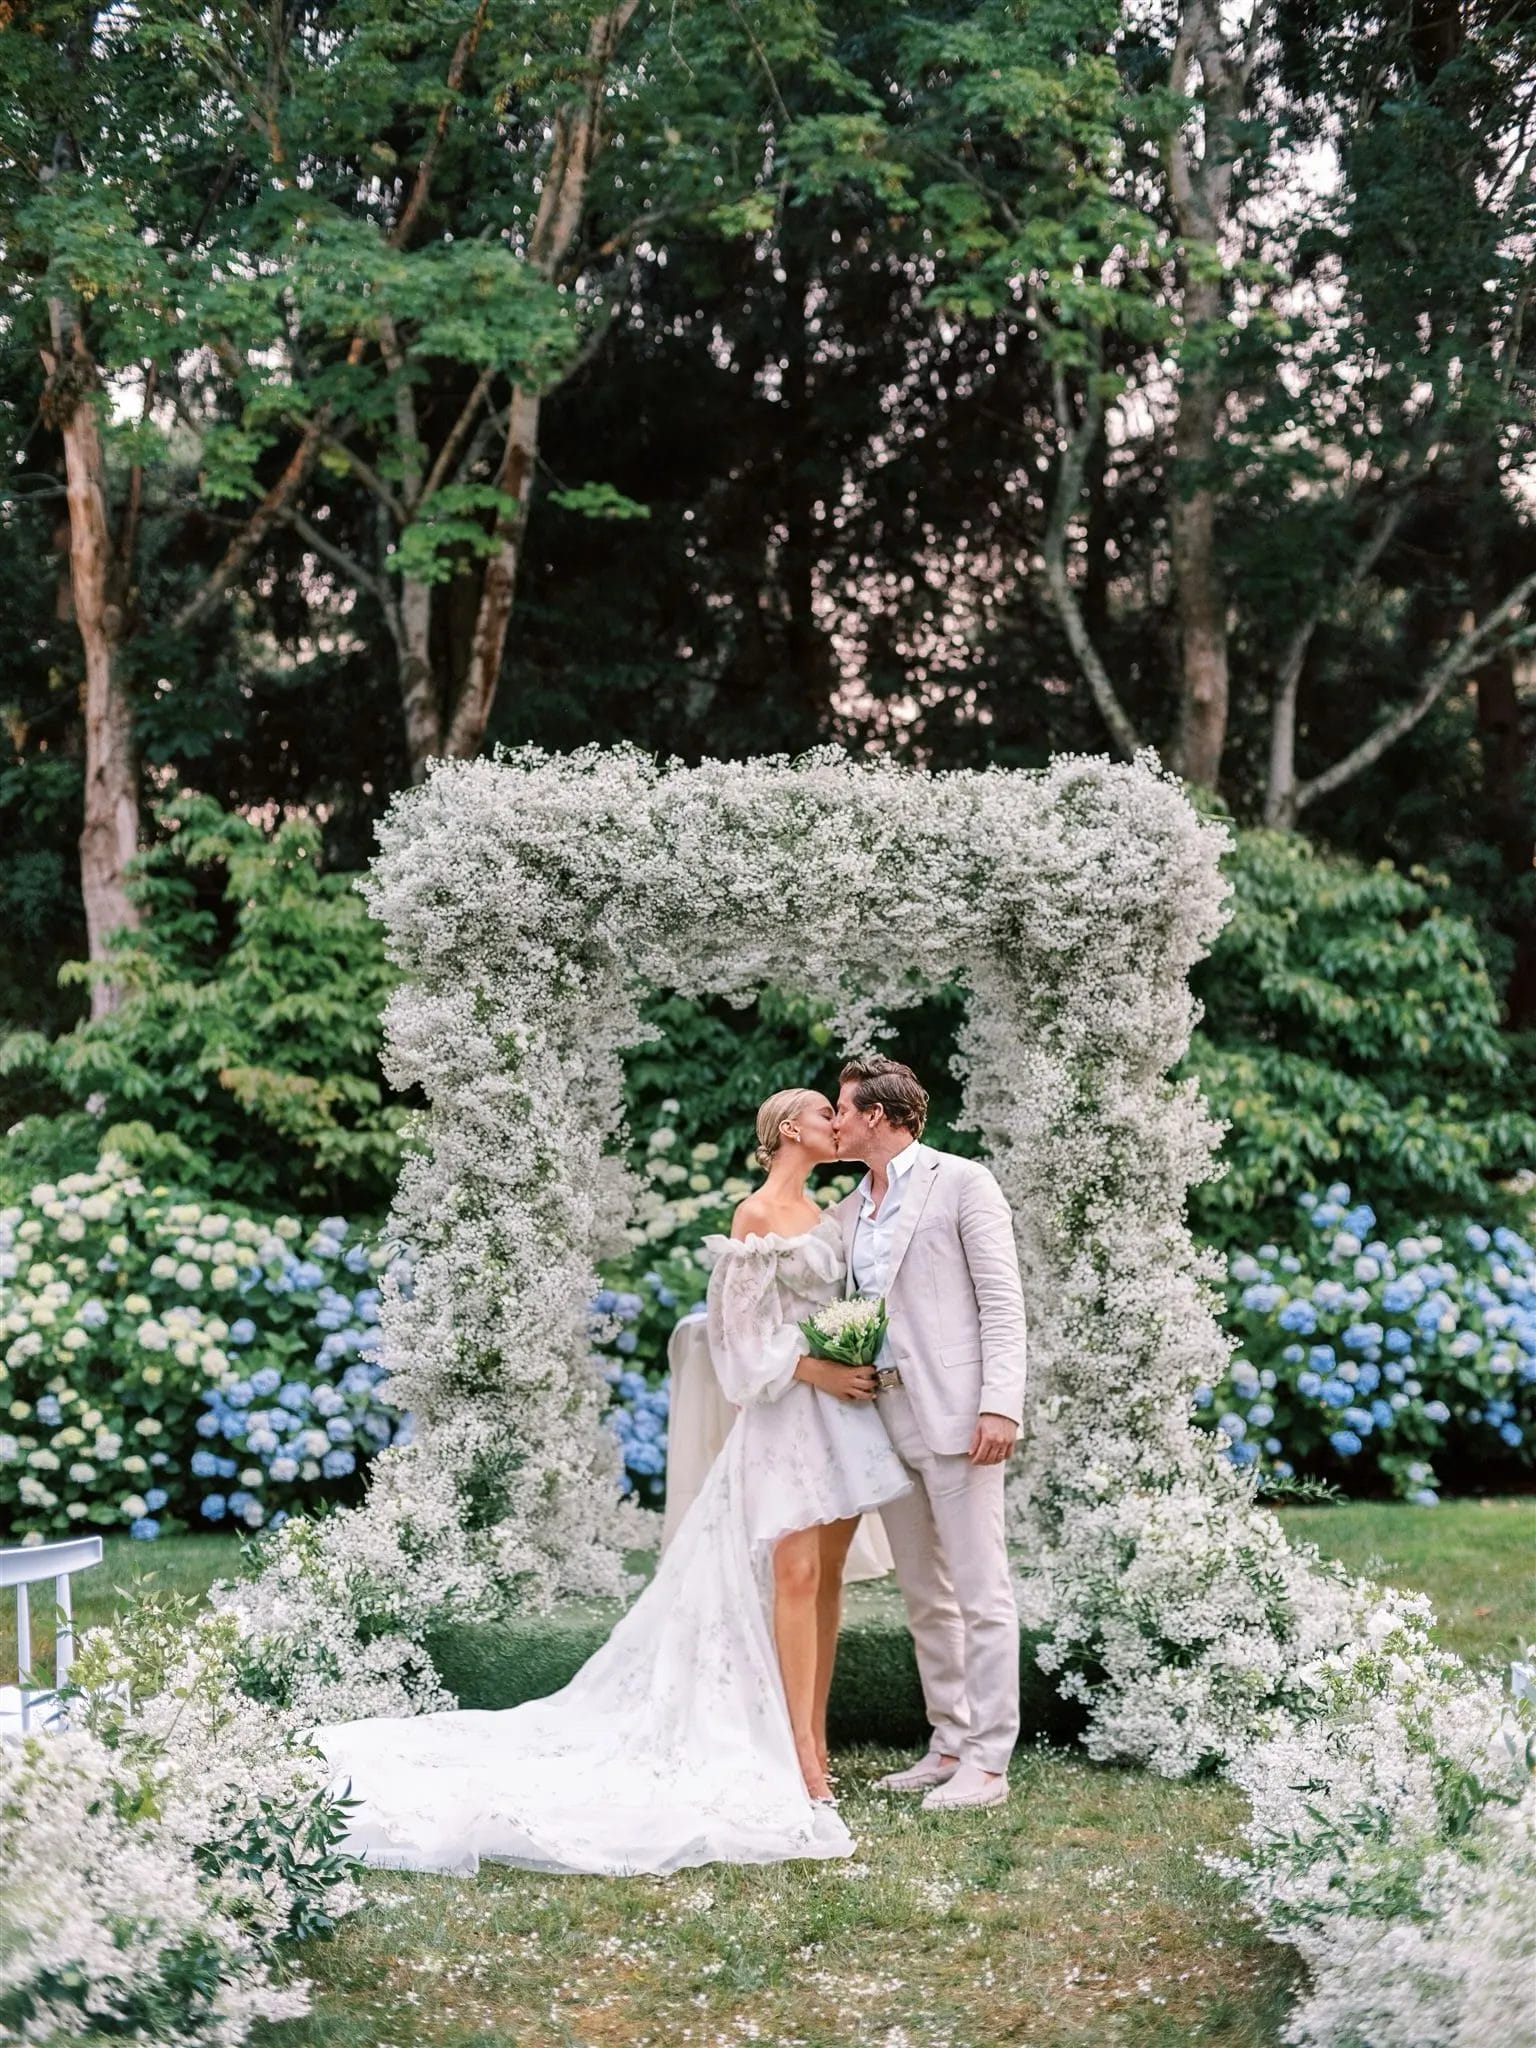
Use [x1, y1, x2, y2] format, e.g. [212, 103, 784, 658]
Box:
[701, 1235, 805, 1406]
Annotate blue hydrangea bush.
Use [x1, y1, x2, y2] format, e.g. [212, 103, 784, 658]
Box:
[1200, 1184, 1536, 1501]
[0, 1154, 403, 1540]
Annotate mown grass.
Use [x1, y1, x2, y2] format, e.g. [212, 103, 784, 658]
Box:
[249, 1497, 1526, 2048]
[9, 1493, 1529, 1684]
[2, 1532, 250, 1685]
[257, 1754, 1296, 2048]
[1278, 1493, 1535, 1667]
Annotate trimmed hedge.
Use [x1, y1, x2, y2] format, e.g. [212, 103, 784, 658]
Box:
[427, 1573, 1079, 1747]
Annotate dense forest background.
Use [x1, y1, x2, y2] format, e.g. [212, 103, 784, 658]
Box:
[2, 0, 1533, 1242]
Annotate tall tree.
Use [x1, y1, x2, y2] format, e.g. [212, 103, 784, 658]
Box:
[1159, 0, 1269, 789]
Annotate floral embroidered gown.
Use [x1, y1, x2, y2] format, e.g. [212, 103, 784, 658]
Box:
[312, 1217, 911, 1876]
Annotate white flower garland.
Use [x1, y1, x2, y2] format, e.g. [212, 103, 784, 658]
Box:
[242, 742, 1291, 1745]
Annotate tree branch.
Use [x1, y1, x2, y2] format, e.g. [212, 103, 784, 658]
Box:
[280, 506, 389, 605]
[320, 431, 407, 525]
[414, 366, 491, 503]
[170, 405, 330, 634]
[1042, 361, 1144, 760]
[1294, 568, 1536, 815]
[1263, 488, 1413, 824]
[390, 0, 489, 250]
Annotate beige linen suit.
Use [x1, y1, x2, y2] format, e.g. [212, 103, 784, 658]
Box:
[831, 1146, 1027, 1774]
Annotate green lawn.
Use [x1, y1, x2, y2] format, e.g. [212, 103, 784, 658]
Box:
[1278, 1494, 1535, 1667]
[259, 1757, 1295, 2048]
[7, 1501, 1531, 2047]
[9, 1493, 1529, 1685]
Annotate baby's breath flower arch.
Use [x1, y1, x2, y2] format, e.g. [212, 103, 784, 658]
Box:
[240, 745, 1352, 1766]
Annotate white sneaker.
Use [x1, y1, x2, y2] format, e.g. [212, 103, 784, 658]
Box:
[874, 1751, 961, 1792]
[921, 1762, 1009, 1811]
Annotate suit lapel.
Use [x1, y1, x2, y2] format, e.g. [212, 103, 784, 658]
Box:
[883, 1152, 940, 1292]
[831, 1186, 861, 1298]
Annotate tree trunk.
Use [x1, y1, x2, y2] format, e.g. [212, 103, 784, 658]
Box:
[1168, 335, 1229, 790]
[43, 302, 140, 1017]
[446, 382, 541, 759]
[443, 0, 639, 761]
[779, 233, 834, 744]
[1160, 0, 1265, 793]
[395, 575, 442, 780]
[1476, 646, 1536, 1025]
[1263, 628, 1303, 828]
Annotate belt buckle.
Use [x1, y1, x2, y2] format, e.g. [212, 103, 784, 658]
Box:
[874, 1365, 902, 1393]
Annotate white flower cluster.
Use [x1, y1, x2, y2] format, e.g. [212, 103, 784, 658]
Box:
[278, 741, 1273, 1752]
[807, 1297, 885, 1341]
[217, 1462, 493, 1722]
[0, 1600, 357, 2044]
[1223, 1590, 1536, 2046]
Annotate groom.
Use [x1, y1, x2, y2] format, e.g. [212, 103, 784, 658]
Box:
[824, 1054, 1027, 1810]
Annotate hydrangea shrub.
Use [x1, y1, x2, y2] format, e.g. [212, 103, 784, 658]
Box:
[1200, 1186, 1536, 1501]
[0, 1156, 402, 1539]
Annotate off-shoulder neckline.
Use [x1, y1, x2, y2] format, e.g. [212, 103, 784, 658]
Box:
[701, 1216, 840, 1254]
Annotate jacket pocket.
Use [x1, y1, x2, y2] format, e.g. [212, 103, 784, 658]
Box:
[938, 1343, 982, 1371]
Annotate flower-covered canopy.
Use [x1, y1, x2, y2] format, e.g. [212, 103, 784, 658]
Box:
[241, 745, 1355, 1770]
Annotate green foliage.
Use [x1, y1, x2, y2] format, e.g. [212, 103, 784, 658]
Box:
[623, 985, 978, 1161]
[0, 746, 87, 1042]
[544, 482, 651, 521]
[1185, 832, 1536, 1246]
[0, 796, 406, 1215]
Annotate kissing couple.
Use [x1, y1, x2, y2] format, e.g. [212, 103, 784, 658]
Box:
[316, 1054, 1030, 1876]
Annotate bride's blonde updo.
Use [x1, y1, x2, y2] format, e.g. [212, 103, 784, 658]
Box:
[754, 1087, 822, 1173]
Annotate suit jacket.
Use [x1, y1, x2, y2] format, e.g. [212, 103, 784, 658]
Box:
[830, 1148, 1028, 1457]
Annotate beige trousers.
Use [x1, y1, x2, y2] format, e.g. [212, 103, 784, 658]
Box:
[876, 1385, 1020, 1774]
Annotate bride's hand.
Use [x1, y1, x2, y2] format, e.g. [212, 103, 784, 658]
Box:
[795, 1356, 878, 1402]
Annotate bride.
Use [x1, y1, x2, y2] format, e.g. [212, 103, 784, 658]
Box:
[312, 1087, 911, 1876]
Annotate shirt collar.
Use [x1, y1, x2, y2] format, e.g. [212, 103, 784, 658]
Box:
[887, 1139, 924, 1182]
[856, 1139, 925, 1214]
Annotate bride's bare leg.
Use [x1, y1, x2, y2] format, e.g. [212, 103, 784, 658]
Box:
[813, 1517, 859, 1775]
[773, 1528, 829, 1798]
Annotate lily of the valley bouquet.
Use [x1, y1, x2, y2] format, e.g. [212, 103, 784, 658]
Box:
[798, 1294, 888, 1367]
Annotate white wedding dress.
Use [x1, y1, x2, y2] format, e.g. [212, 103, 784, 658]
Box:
[312, 1218, 911, 1876]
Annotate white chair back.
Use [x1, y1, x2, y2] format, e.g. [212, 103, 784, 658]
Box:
[0, 1536, 104, 1735]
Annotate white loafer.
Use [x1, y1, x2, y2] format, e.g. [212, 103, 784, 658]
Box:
[921, 1763, 1009, 1811]
[874, 1751, 961, 1792]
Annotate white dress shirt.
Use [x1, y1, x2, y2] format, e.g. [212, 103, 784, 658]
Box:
[851, 1139, 926, 1303]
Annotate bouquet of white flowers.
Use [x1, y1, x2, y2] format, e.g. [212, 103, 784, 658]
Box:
[798, 1294, 888, 1367]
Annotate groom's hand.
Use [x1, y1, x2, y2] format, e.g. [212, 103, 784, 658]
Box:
[969, 1412, 1017, 1465]
[796, 1356, 878, 1402]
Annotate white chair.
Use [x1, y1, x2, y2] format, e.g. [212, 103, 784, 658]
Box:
[1, 1535, 104, 1736]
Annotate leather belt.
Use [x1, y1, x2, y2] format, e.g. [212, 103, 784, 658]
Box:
[874, 1365, 902, 1392]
